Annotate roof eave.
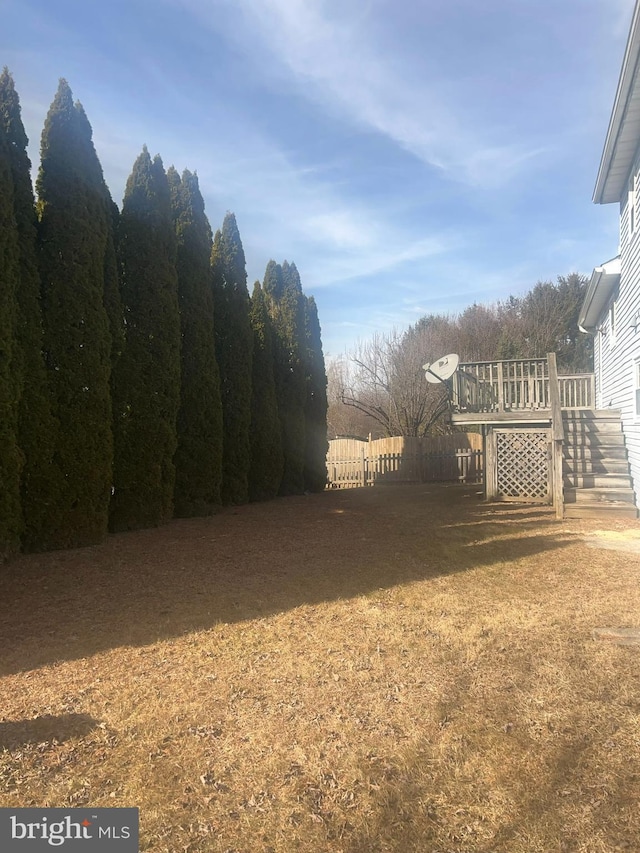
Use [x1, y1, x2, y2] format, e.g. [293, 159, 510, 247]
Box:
[594, 3, 640, 205]
[579, 257, 621, 332]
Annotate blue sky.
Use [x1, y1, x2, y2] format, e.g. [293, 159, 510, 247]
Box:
[2, 0, 635, 357]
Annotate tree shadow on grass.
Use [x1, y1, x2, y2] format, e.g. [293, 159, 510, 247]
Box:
[441, 502, 564, 534]
[0, 713, 100, 749]
[0, 485, 575, 676]
[338, 731, 610, 853]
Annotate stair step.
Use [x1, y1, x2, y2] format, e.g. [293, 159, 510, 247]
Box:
[564, 475, 633, 489]
[563, 411, 621, 420]
[564, 445, 629, 460]
[564, 504, 638, 519]
[563, 433, 626, 446]
[560, 410, 636, 516]
[564, 486, 636, 504]
[563, 421, 622, 433]
[563, 459, 631, 475]
[562, 409, 622, 419]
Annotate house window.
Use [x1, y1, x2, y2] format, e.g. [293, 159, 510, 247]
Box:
[635, 360, 640, 420]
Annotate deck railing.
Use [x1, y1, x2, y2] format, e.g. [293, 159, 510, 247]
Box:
[451, 357, 595, 413]
[557, 374, 596, 409]
[452, 358, 550, 413]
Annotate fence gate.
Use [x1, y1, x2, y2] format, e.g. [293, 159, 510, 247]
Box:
[487, 428, 552, 503]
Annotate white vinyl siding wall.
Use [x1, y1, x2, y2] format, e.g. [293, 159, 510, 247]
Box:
[595, 190, 640, 504]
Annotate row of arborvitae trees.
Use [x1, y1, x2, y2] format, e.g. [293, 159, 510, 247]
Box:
[0, 71, 328, 558]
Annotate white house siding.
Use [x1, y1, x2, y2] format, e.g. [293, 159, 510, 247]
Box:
[595, 192, 640, 505]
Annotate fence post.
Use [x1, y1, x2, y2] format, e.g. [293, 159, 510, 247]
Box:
[360, 446, 367, 487]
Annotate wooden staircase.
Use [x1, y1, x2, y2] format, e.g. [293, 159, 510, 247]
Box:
[562, 410, 637, 518]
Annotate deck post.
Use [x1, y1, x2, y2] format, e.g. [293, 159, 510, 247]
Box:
[496, 361, 504, 412]
[547, 352, 565, 518]
[481, 424, 487, 498]
[485, 427, 497, 500]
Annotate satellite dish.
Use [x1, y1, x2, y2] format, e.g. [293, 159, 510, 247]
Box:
[423, 353, 459, 384]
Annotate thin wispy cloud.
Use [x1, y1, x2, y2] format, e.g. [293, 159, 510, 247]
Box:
[170, 123, 456, 290]
[4, 0, 635, 355]
[172, 0, 548, 188]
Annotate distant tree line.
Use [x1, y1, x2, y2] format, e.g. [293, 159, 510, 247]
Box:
[329, 274, 592, 439]
[0, 71, 328, 558]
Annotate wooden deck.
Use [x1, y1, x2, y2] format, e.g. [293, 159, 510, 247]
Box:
[451, 409, 553, 426]
[449, 358, 592, 518]
[323, 357, 634, 518]
[450, 357, 595, 418]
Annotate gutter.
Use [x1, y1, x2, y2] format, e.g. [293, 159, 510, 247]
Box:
[579, 257, 621, 333]
[578, 268, 604, 334]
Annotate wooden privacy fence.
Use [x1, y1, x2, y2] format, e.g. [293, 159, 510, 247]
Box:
[326, 433, 483, 489]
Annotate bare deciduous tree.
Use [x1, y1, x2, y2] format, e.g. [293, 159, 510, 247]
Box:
[337, 328, 452, 438]
[327, 272, 592, 440]
[326, 355, 378, 438]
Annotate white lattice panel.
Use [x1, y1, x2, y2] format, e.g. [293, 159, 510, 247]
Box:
[496, 430, 549, 500]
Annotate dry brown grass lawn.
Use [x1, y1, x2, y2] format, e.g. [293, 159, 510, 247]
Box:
[1, 484, 640, 852]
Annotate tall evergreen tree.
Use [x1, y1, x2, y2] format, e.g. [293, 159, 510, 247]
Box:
[264, 259, 307, 495]
[211, 213, 253, 505]
[0, 88, 22, 558]
[75, 100, 125, 493]
[36, 79, 113, 549]
[248, 281, 283, 501]
[168, 167, 223, 516]
[303, 295, 328, 492]
[103, 196, 124, 371]
[110, 148, 181, 531]
[0, 69, 58, 552]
